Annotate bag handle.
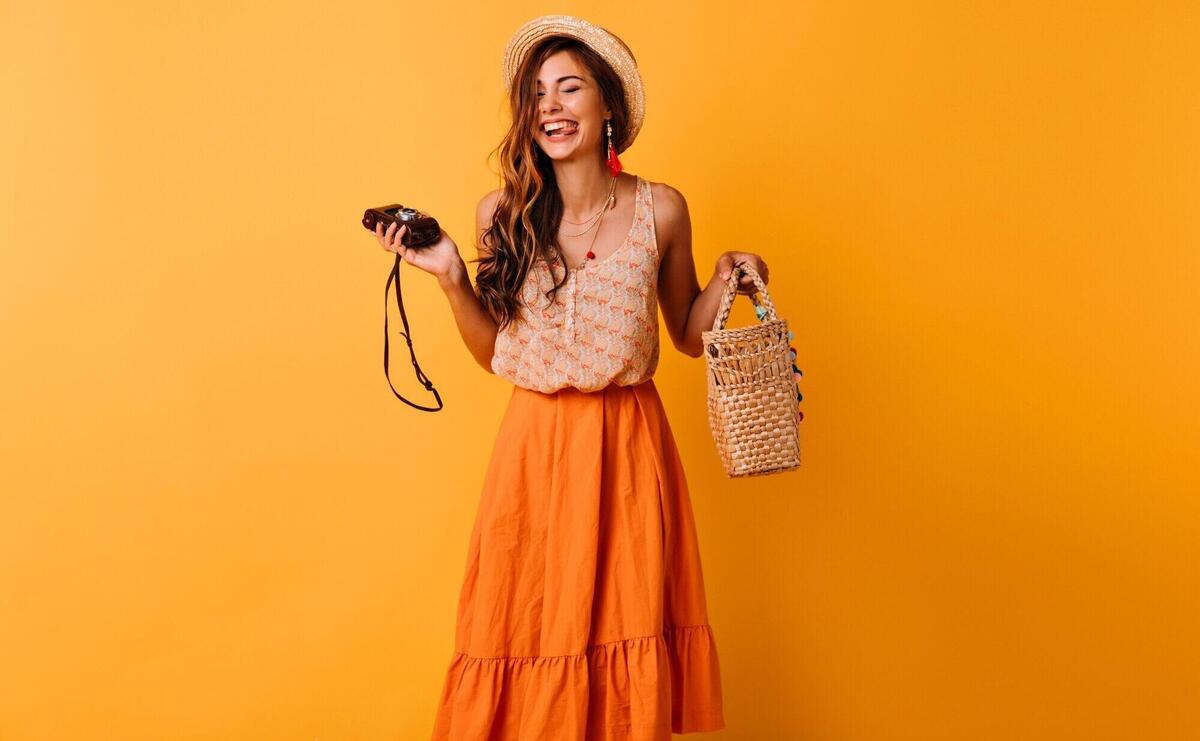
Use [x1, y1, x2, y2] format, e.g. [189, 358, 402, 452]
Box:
[711, 262, 778, 332]
[384, 251, 444, 412]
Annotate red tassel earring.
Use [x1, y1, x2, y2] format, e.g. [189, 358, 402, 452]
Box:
[605, 119, 623, 176]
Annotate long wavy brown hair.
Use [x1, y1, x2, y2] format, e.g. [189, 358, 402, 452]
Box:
[473, 36, 631, 332]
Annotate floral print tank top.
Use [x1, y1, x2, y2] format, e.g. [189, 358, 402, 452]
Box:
[490, 175, 660, 393]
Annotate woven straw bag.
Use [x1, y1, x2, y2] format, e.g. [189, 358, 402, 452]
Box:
[701, 263, 802, 477]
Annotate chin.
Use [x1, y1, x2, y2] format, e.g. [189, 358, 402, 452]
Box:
[537, 135, 596, 159]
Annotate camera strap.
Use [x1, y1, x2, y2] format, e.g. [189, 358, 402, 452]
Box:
[384, 251, 443, 412]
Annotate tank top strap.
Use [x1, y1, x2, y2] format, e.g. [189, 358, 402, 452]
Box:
[635, 175, 649, 223]
[632, 175, 659, 266]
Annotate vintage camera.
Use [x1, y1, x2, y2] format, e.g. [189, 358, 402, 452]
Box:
[362, 201, 445, 412]
[362, 203, 441, 247]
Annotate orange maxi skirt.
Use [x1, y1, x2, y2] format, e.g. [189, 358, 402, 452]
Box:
[430, 378, 725, 740]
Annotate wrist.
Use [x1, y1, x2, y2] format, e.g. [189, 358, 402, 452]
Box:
[438, 258, 470, 293]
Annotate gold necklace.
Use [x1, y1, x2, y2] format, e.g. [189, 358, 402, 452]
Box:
[557, 176, 618, 237]
[559, 175, 618, 224]
[565, 196, 609, 271]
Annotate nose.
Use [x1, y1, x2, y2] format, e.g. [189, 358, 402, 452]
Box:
[540, 90, 560, 113]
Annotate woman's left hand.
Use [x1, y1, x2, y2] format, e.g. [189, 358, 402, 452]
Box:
[713, 251, 769, 295]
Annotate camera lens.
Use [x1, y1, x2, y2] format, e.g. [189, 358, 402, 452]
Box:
[398, 208, 417, 221]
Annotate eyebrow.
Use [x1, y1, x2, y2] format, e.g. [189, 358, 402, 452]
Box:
[536, 75, 584, 86]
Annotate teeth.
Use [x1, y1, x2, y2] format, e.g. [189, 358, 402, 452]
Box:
[544, 120, 578, 134]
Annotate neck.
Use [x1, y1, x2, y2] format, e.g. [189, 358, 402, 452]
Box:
[551, 159, 619, 220]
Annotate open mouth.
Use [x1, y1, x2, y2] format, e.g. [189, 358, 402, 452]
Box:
[542, 121, 579, 140]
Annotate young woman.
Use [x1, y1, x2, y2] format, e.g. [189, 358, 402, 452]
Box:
[373, 15, 769, 740]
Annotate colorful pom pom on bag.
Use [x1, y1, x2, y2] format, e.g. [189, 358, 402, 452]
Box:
[701, 263, 802, 477]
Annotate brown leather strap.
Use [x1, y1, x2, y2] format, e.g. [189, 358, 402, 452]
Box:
[384, 252, 443, 412]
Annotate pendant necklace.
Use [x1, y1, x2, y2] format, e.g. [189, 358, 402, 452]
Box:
[557, 176, 618, 238]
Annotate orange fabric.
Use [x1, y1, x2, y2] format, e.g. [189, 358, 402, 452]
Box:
[490, 175, 660, 393]
[431, 379, 725, 740]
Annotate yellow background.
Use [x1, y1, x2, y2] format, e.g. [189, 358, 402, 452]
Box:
[2, 1, 1197, 739]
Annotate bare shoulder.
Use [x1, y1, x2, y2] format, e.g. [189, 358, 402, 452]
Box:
[476, 188, 501, 229]
[475, 188, 502, 255]
[646, 179, 691, 254]
[647, 179, 687, 217]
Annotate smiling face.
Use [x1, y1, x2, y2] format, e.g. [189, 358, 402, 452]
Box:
[533, 50, 612, 160]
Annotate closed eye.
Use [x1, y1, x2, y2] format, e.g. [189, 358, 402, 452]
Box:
[536, 88, 580, 97]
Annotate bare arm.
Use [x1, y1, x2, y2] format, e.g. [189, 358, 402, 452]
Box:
[653, 183, 771, 357]
[437, 190, 502, 372]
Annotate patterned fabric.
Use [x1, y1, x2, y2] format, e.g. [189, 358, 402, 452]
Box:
[490, 175, 660, 393]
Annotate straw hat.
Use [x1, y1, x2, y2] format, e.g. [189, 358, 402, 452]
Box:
[502, 14, 645, 154]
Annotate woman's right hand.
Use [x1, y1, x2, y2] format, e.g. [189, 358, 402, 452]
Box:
[374, 220, 465, 284]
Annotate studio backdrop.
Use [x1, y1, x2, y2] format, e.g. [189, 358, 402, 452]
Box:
[2, 2, 1197, 740]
